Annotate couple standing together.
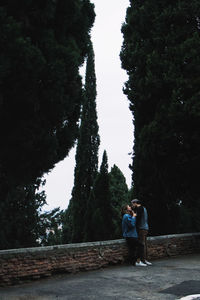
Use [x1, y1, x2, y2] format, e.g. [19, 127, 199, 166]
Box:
[122, 199, 152, 267]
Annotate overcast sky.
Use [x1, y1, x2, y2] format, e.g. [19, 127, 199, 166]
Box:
[42, 0, 133, 211]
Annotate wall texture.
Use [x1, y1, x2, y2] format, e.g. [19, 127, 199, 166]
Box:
[0, 233, 200, 286]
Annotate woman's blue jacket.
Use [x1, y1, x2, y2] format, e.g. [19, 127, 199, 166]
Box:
[122, 213, 138, 238]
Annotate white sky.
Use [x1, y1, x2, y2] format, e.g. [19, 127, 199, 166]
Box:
[42, 0, 133, 211]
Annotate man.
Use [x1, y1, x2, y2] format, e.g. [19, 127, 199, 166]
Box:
[121, 204, 147, 267]
[131, 199, 152, 266]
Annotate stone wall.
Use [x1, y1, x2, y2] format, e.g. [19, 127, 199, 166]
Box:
[0, 233, 199, 287]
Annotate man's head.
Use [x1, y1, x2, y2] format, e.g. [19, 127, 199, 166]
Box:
[131, 199, 142, 208]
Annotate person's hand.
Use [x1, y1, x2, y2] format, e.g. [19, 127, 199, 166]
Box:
[129, 209, 134, 216]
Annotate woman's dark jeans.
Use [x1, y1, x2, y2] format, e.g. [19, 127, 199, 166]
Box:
[125, 237, 144, 265]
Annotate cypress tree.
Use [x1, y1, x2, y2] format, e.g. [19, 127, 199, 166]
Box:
[120, 1, 200, 234]
[0, 0, 95, 248]
[62, 199, 73, 244]
[86, 151, 113, 242]
[71, 42, 100, 242]
[0, 0, 95, 186]
[109, 164, 129, 239]
[0, 180, 46, 250]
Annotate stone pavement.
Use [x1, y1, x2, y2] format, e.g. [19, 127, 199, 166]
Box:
[0, 254, 200, 300]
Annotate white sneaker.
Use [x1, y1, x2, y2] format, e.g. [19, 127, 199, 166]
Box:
[135, 261, 147, 267]
[144, 260, 152, 266]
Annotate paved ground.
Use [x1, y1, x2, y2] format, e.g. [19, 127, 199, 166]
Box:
[0, 254, 200, 300]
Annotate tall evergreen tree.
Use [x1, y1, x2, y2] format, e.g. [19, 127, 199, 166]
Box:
[120, 1, 200, 234]
[71, 42, 100, 242]
[85, 151, 113, 242]
[0, 0, 95, 248]
[109, 164, 129, 239]
[62, 199, 73, 244]
[0, 0, 95, 186]
[0, 179, 46, 250]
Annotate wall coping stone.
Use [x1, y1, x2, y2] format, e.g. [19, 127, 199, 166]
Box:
[148, 232, 200, 241]
[0, 232, 199, 256]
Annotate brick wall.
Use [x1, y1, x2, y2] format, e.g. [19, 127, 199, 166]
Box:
[0, 233, 199, 286]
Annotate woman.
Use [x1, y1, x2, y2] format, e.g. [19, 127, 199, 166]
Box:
[121, 204, 147, 267]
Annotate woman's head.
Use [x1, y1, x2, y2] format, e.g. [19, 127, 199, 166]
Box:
[121, 204, 132, 217]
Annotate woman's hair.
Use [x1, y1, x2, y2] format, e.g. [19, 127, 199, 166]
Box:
[121, 204, 128, 218]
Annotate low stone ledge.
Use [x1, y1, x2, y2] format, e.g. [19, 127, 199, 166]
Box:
[0, 233, 199, 287]
[148, 232, 200, 242]
[0, 239, 124, 256]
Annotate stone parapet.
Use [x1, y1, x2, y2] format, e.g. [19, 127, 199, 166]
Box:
[0, 233, 199, 286]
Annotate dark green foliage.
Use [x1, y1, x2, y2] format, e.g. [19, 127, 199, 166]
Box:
[71, 42, 100, 242]
[0, 0, 95, 249]
[120, 0, 200, 234]
[83, 189, 97, 242]
[0, 0, 95, 186]
[109, 164, 129, 238]
[0, 179, 46, 250]
[85, 151, 114, 242]
[62, 199, 73, 244]
[178, 200, 200, 233]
